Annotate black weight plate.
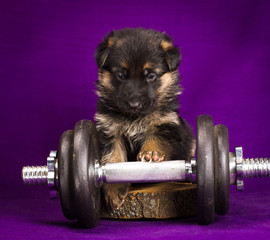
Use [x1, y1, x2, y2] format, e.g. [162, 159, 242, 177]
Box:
[214, 124, 230, 215]
[196, 115, 215, 225]
[72, 120, 101, 228]
[58, 130, 76, 220]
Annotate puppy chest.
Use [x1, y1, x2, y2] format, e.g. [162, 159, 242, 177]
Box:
[95, 111, 180, 141]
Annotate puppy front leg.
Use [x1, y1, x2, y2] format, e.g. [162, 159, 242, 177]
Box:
[101, 137, 130, 210]
[137, 136, 172, 162]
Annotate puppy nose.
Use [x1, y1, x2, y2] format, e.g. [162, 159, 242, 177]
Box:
[128, 101, 141, 108]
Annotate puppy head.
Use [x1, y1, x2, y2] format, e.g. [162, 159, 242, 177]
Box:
[95, 28, 181, 116]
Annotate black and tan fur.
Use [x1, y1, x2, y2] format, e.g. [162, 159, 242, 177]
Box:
[95, 28, 195, 210]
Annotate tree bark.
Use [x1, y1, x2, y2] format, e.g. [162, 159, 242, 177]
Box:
[101, 182, 197, 219]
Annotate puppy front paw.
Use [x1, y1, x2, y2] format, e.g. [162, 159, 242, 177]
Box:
[137, 150, 165, 162]
[102, 183, 130, 210]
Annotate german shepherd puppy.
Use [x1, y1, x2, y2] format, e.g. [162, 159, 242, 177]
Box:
[95, 28, 195, 210]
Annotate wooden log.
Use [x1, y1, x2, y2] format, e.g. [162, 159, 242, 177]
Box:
[101, 182, 197, 219]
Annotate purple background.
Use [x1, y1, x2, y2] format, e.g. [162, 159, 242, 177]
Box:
[0, 0, 270, 239]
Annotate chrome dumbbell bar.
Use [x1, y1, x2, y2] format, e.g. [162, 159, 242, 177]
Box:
[22, 147, 270, 196]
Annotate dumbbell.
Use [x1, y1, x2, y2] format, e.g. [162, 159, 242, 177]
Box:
[21, 115, 270, 228]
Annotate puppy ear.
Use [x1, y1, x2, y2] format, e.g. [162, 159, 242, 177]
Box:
[95, 31, 114, 68]
[160, 37, 181, 71]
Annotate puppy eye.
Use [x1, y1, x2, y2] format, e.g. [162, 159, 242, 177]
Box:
[146, 73, 157, 82]
[116, 72, 126, 80]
